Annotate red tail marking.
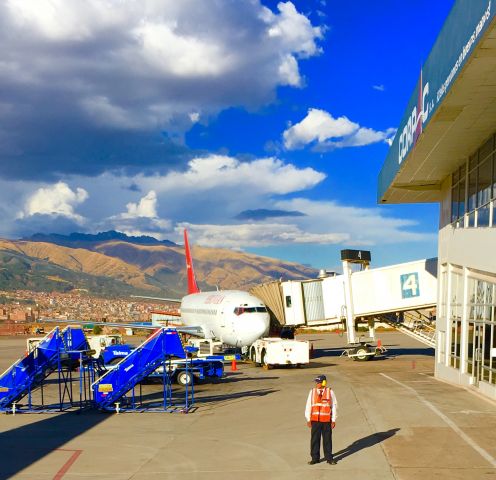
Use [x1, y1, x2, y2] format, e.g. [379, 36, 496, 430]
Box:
[184, 229, 200, 294]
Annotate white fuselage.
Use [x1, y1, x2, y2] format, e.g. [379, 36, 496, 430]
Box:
[180, 290, 270, 347]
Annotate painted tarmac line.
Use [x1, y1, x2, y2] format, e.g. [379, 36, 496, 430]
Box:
[53, 449, 83, 480]
[380, 373, 496, 468]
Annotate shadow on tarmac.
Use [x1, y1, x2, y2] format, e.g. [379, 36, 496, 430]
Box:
[385, 347, 434, 357]
[194, 388, 278, 404]
[333, 428, 400, 462]
[312, 347, 345, 358]
[220, 375, 280, 383]
[136, 387, 278, 406]
[0, 411, 107, 480]
[314, 346, 434, 359]
[304, 361, 338, 369]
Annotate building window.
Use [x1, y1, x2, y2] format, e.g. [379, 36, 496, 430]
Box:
[449, 271, 463, 369]
[466, 277, 496, 385]
[437, 266, 448, 365]
[451, 133, 495, 228]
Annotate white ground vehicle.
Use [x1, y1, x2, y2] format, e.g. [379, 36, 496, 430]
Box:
[26, 334, 123, 358]
[249, 338, 309, 369]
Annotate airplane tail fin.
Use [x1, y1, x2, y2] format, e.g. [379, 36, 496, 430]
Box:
[184, 229, 200, 294]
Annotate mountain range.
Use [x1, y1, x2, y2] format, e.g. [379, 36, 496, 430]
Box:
[0, 231, 317, 297]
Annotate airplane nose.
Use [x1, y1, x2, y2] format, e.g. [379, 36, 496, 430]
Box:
[253, 315, 269, 337]
[234, 314, 269, 345]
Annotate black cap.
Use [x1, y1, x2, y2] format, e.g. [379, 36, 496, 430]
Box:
[314, 374, 326, 383]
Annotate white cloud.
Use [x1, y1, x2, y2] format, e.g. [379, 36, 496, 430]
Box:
[278, 54, 301, 87]
[266, 2, 323, 58]
[18, 182, 88, 222]
[373, 84, 385, 91]
[330, 127, 397, 149]
[123, 190, 158, 219]
[106, 190, 171, 238]
[176, 222, 349, 248]
[1, 0, 323, 135]
[283, 108, 395, 151]
[134, 20, 230, 77]
[274, 198, 435, 245]
[174, 197, 435, 249]
[138, 154, 326, 196]
[283, 108, 358, 149]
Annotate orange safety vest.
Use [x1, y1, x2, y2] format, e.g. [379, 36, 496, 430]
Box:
[310, 387, 332, 422]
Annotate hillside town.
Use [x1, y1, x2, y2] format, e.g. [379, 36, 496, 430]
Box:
[0, 289, 177, 334]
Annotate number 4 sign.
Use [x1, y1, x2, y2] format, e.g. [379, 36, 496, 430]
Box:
[400, 272, 420, 298]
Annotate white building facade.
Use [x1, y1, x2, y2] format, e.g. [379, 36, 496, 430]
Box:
[378, 0, 496, 399]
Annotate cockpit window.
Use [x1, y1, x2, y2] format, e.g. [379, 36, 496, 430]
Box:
[234, 306, 267, 315]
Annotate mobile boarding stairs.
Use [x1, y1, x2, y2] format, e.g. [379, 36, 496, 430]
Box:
[91, 327, 191, 412]
[0, 326, 194, 413]
[0, 326, 92, 412]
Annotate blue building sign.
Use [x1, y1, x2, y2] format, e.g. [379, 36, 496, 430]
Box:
[378, 0, 495, 201]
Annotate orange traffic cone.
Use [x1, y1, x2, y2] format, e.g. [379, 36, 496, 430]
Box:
[377, 338, 382, 349]
[231, 359, 237, 371]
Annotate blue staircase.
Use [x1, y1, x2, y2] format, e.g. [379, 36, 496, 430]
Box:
[0, 326, 89, 409]
[92, 328, 186, 409]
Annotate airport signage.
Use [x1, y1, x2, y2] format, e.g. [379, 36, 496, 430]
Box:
[379, 0, 495, 199]
[400, 272, 420, 298]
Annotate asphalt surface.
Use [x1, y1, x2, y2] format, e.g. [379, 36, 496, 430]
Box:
[0, 331, 495, 479]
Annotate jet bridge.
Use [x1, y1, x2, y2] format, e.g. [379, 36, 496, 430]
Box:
[252, 253, 438, 354]
[92, 328, 186, 410]
[0, 326, 89, 410]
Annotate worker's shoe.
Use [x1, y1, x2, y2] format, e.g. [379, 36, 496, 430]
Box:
[307, 459, 319, 465]
[326, 459, 337, 465]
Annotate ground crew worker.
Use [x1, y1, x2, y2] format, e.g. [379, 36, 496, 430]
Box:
[305, 374, 337, 465]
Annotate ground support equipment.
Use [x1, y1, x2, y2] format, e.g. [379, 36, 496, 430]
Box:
[0, 326, 95, 413]
[341, 340, 387, 361]
[92, 328, 192, 412]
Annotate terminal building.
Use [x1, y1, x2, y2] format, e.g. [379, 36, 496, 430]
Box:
[378, 0, 496, 399]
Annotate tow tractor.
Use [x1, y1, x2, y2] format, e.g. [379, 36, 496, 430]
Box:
[249, 337, 309, 368]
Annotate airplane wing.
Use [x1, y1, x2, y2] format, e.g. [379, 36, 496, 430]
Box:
[131, 295, 181, 303]
[38, 318, 205, 338]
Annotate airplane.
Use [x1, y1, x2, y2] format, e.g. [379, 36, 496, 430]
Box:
[42, 229, 271, 348]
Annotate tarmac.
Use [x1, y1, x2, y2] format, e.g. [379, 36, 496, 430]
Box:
[0, 331, 495, 479]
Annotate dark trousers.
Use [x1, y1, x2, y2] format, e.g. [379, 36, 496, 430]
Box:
[310, 421, 333, 461]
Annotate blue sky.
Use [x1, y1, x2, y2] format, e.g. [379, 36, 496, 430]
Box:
[0, 0, 456, 270]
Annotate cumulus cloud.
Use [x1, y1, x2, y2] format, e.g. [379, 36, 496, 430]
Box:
[105, 190, 171, 238]
[283, 108, 395, 151]
[18, 182, 88, 223]
[0, 0, 323, 180]
[122, 190, 158, 219]
[138, 154, 326, 196]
